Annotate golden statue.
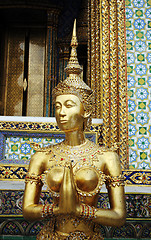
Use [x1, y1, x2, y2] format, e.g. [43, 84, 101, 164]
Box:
[23, 20, 126, 240]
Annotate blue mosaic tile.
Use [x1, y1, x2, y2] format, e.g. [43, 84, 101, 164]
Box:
[126, 0, 151, 169]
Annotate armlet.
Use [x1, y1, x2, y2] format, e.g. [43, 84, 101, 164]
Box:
[105, 174, 125, 188]
[25, 172, 43, 185]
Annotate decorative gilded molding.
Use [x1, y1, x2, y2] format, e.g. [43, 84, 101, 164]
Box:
[0, 165, 151, 185]
[0, 121, 60, 132]
[101, 0, 128, 169]
[0, 166, 28, 180]
[124, 170, 151, 185]
[0, 121, 102, 133]
[88, 0, 102, 118]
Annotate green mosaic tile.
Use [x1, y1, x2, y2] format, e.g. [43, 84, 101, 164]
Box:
[128, 90, 134, 97]
[21, 156, 29, 160]
[136, 31, 144, 39]
[148, 21, 151, 28]
[138, 101, 146, 109]
[138, 77, 146, 85]
[139, 126, 147, 134]
[127, 42, 133, 50]
[126, 20, 132, 28]
[148, 43, 151, 50]
[137, 54, 145, 62]
[127, 66, 133, 73]
[135, 10, 143, 17]
[45, 138, 53, 141]
[129, 164, 137, 169]
[147, 0, 151, 6]
[23, 137, 30, 141]
[129, 138, 135, 147]
[140, 152, 148, 160]
[128, 114, 134, 122]
[11, 144, 19, 152]
[125, 0, 131, 6]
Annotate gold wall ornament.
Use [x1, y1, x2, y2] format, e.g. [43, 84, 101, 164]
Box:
[0, 165, 28, 179]
[88, 0, 128, 168]
[23, 78, 27, 91]
[117, 0, 129, 169]
[0, 120, 59, 132]
[100, 0, 128, 168]
[88, 0, 102, 118]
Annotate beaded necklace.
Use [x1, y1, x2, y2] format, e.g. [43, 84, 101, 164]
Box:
[42, 140, 106, 198]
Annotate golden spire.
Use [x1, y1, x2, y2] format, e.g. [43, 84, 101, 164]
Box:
[65, 19, 83, 75]
[71, 18, 78, 46]
[53, 19, 93, 102]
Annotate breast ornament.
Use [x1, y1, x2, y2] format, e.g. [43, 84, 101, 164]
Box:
[41, 140, 107, 198]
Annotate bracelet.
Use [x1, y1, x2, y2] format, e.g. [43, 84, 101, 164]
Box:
[106, 174, 125, 188]
[80, 204, 97, 220]
[25, 173, 43, 185]
[41, 203, 55, 218]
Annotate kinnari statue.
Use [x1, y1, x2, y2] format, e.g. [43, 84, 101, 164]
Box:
[23, 20, 126, 240]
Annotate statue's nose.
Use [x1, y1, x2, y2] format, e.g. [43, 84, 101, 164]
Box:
[59, 106, 66, 116]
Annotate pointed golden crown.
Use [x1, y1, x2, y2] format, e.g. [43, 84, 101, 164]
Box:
[53, 19, 93, 112]
[65, 19, 83, 76]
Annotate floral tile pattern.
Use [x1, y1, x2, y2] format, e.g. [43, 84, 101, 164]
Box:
[126, 0, 151, 169]
[0, 131, 97, 166]
[4, 137, 62, 165]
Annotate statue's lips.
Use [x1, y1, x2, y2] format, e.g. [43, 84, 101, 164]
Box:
[59, 120, 68, 124]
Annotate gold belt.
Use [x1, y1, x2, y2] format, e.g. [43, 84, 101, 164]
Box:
[36, 220, 103, 240]
[54, 230, 104, 239]
[37, 230, 103, 240]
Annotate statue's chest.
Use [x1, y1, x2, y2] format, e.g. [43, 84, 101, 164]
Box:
[45, 165, 105, 196]
[42, 142, 106, 197]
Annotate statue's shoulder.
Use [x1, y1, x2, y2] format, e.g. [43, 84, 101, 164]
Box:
[29, 144, 52, 166]
[96, 144, 119, 164]
[28, 144, 54, 174]
[97, 145, 121, 175]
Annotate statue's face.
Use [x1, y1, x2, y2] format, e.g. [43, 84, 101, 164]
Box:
[55, 94, 85, 132]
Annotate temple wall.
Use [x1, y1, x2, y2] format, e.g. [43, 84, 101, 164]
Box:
[0, 0, 151, 239]
[126, 0, 151, 170]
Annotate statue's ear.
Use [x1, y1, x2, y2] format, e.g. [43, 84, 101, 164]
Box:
[83, 110, 91, 119]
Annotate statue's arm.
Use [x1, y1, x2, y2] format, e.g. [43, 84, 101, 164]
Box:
[22, 152, 51, 221]
[93, 151, 126, 226]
